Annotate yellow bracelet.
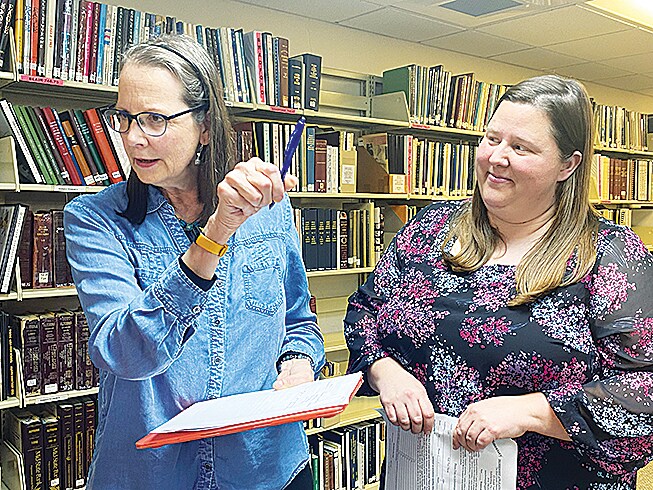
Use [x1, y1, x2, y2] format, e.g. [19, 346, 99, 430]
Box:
[195, 231, 229, 257]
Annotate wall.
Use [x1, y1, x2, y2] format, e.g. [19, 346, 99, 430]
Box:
[108, 0, 653, 112]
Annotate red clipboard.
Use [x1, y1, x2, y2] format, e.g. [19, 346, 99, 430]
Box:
[136, 373, 363, 449]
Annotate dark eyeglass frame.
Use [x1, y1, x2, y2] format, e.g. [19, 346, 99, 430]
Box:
[101, 103, 208, 137]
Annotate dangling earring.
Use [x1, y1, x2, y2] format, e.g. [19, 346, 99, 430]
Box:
[194, 144, 204, 166]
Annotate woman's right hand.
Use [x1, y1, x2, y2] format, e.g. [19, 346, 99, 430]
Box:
[368, 357, 435, 435]
[203, 157, 298, 244]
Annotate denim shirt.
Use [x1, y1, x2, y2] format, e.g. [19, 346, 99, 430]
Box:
[64, 183, 325, 490]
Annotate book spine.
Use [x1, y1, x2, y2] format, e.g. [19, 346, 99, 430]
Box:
[82, 397, 96, 476]
[74, 310, 93, 389]
[288, 57, 302, 110]
[302, 53, 322, 111]
[33, 106, 72, 184]
[36, 0, 45, 76]
[29, 0, 38, 75]
[82, 0, 93, 83]
[95, 2, 106, 84]
[18, 208, 33, 288]
[40, 413, 60, 490]
[39, 313, 59, 395]
[42, 106, 82, 186]
[59, 0, 72, 81]
[17, 314, 42, 396]
[278, 37, 289, 107]
[56, 310, 74, 392]
[58, 402, 74, 490]
[72, 401, 85, 488]
[51, 209, 72, 287]
[73, 108, 108, 184]
[83, 108, 123, 183]
[32, 210, 53, 288]
[11, 0, 23, 72]
[61, 118, 95, 185]
[1, 204, 27, 293]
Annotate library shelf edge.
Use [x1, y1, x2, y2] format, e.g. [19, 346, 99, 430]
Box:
[23, 387, 99, 408]
[305, 395, 381, 437]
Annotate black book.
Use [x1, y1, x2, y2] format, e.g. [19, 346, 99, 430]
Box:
[57, 402, 74, 490]
[72, 401, 85, 488]
[3, 409, 44, 490]
[39, 312, 59, 395]
[13, 313, 41, 397]
[56, 310, 75, 392]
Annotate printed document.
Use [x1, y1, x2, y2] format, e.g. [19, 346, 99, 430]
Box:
[383, 412, 517, 490]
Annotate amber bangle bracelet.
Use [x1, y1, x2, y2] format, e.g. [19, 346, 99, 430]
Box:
[195, 230, 228, 257]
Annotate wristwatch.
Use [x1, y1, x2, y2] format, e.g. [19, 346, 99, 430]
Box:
[276, 351, 314, 373]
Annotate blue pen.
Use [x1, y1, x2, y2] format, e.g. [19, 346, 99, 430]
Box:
[270, 116, 306, 208]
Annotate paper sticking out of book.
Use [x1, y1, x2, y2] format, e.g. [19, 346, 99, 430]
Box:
[382, 412, 518, 489]
[136, 373, 363, 449]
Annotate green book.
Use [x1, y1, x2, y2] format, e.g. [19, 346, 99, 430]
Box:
[14, 105, 59, 185]
[24, 106, 66, 185]
[383, 64, 416, 116]
[73, 109, 109, 186]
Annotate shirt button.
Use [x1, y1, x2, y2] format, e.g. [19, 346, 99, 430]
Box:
[192, 305, 201, 315]
[204, 463, 212, 471]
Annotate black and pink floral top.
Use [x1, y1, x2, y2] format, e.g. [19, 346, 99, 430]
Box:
[345, 200, 653, 489]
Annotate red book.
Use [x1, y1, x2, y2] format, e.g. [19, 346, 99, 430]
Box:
[83, 108, 123, 184]
[41, 107, 83, 186]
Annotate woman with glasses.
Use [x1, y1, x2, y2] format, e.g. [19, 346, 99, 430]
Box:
[64, 34, 324, 490]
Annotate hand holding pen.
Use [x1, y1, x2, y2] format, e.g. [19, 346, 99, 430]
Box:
[270, 116, 306, 208]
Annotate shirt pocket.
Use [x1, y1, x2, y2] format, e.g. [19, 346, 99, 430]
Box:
[243, 256, 283, 316]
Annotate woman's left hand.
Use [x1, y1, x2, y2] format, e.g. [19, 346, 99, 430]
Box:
[453, 393, 569, 451]
[273, 359, 314, 390]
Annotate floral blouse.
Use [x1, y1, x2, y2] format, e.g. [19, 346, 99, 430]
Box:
[345, 200, 653, 489]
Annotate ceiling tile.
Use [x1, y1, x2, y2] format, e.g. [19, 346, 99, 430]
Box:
[339, 6, 463, 42]
[555, 62, 635, 82]
[440, 0, 521, 17]
[546, 28, 653, 62]
[231, 0, 382, 23]
[376, 0, 534, 29]
[423, 31, 530, 57]
[594, 51, 653, 75]
[594, 74, 653, 92]
[491, 47, 584, 70]
[478, 5, 629, 46]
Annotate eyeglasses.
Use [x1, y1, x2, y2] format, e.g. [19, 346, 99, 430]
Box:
[102, 103, 207, 137]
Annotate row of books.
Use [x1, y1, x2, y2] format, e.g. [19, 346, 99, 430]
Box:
[0, 100, 129, 186]
[382, 64, 509, 130]
[12, 309, 98, 399]
[361, 133, 477, 197]
[593, 104, 648, 152]
[11, 0, 324, 110]
[599, 208, 633, 227]
[590, 156, 653, 202]
[2, 397, 96, 490]
[308, 419, 385, 490]
[17, 209, 72, 290]
[295, 205, 383, 272]
[235, 122, 358, 194]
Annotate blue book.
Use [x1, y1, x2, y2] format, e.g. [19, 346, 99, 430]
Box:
[288, 57, 302, 109]
[96, 3, 107, 84]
